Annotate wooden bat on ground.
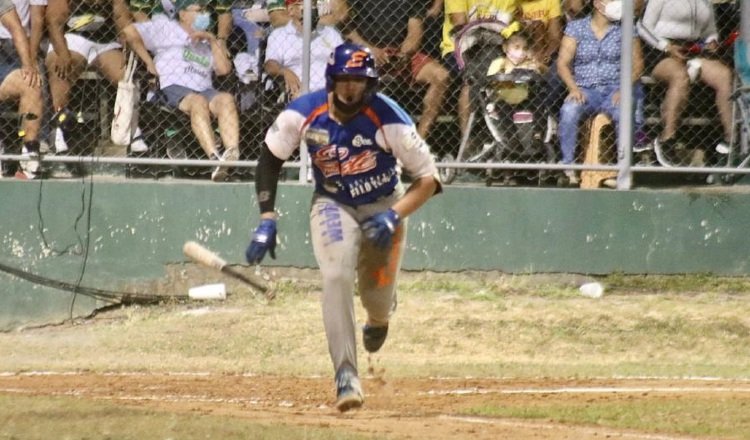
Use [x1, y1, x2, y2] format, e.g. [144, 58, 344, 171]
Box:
[183, 241, 272, 298]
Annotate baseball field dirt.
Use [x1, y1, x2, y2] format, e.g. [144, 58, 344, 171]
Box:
[1, 268, 749, 439]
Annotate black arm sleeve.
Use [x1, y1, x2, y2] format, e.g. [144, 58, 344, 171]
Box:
[255, 143, 285, 214]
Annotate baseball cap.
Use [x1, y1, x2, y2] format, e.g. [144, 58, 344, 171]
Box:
[284, 0, 302, 5]
[174, 0, 208, 11]
[266, 0, 286, 11]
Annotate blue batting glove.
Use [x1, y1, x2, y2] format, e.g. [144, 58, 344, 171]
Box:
[245, 218, 277, 264]
[361, 208, 400, 250]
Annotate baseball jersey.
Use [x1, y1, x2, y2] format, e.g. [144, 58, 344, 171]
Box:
[441, 0, 519, 57]
[134, 16, 215, 91]
[265, 89, 439, 206]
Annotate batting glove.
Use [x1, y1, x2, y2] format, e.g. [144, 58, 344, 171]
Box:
[246, 218, 277, 264]
[361, 208, 400, 250]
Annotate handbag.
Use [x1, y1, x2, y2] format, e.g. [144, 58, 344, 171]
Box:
[111, 50, 139, 146]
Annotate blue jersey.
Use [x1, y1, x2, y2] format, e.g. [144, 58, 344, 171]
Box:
[265, 90, 439, 207]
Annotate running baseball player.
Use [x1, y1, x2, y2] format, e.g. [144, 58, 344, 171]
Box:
[245, 42, 441, 412]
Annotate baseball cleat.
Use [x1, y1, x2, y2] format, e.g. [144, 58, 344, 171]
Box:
[334, 365, 363, 412]
[362, 323, 389, 353]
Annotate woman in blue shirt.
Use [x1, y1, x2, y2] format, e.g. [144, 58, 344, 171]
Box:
[556, 0, 643, 182]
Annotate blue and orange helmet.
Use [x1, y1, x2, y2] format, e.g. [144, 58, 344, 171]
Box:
[325, 43, 379, 97]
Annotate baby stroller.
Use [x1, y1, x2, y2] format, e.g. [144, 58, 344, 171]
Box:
[440, 20, 556, 185]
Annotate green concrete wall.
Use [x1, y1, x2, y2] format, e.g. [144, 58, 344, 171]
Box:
[2, 179, 749, 329]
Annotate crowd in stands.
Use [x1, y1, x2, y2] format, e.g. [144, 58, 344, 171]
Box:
[0, 0, 741, 184]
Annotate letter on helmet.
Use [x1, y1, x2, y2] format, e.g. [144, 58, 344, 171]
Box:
[325, 43, 379, 102]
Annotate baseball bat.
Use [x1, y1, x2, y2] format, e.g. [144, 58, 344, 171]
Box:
[182, 241, 272, 297]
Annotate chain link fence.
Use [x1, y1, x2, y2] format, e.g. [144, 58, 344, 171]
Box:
[0, 0, 745, 188]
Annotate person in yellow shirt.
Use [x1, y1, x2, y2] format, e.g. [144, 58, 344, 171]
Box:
[440, 0, 520, 137]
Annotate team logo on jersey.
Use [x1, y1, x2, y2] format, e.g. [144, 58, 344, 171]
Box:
[305, 128, 329, 146]
[351, 134, 373, 147]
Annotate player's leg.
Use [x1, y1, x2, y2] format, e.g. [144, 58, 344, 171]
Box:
[309, 195, 363, 411]
[357, 216, 407, 353]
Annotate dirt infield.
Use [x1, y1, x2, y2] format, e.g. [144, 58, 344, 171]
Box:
[2, 372, 747, 439]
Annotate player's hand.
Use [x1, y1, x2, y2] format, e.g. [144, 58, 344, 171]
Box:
[361, 208, 400, 250]
[246, 218, 277, 264]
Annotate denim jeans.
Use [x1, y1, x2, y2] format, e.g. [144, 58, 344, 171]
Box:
[558, 82, 646, 164]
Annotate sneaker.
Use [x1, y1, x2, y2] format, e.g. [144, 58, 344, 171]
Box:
[130, 136, 149, 153]
[563, 169, 579, 185]
[54, 127, 69, 153]
[653, 137, 677, 167]
[211, 147, 239, 182]
[362, 324, 389, 353]
[20, 144, 40, 178]
[715, 140, 731, 155]
[334, 365, 363, 412]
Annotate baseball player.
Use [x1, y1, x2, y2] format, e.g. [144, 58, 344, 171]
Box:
[245, 42, 441, 412]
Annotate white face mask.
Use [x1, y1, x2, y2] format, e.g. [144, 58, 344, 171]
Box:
[603, 0, 622, 21]
[506, 48, 527, 64]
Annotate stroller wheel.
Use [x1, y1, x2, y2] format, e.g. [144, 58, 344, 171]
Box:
[439, 153, 457, 184]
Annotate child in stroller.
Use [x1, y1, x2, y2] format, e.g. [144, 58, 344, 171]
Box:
[444, 24, 556, 185]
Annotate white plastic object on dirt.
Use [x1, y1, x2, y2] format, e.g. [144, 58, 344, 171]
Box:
[579, 282, 604, 299]
[188, 283, 226, 300]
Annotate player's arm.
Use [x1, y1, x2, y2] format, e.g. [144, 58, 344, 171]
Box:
[255, 144, 285, 219]
[391, 175, 439, 219]
[246, 108, 304, 264]
[362, 122, 441, 249]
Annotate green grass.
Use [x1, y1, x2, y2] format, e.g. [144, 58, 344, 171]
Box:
[465, 396, 750, 439]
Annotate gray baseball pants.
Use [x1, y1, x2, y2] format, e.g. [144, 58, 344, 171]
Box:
[309, 189, 407, 375]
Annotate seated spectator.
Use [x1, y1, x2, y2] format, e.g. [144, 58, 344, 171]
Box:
[345, 0, 449, 140]
[122, 0, 241, 182]
[45, 0, 149, 154]
[440, 0, 519, 138]
[556, 0, 643, 183]
[637, 0, 734, 155]
[489, 31, 544, 74]
[0, 0, 42, 178]
[264, 0, 343, 98]
[128, 0, 234, 56]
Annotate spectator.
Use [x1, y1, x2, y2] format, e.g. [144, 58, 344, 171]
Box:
[129, 0, 233, 50]
[45, 0, 149, 154]
[556, 0, 644, 182]
[264, 0, 343, 98]
[122, 0, 241, 182]
[231, 1, 287, 86]
[345, 0, 449, 140]
[440, 0, 519, 138]
[0, 0, 42, 178]
[637, 0, 734, 155]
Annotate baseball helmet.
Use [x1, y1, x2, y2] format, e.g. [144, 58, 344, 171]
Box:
[325, 43, 379, 99]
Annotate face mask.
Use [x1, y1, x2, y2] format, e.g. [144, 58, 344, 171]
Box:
[192, 12, 211, 31]
[603, 0, 622, 21]
[506, 48, 527, 64]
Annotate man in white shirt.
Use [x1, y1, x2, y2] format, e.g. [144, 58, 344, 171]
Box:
[264, 0, 343, 98]
[122, 0, 241, 182]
